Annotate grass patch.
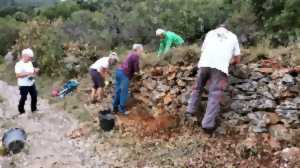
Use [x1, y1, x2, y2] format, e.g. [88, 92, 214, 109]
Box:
[141, 45, 200, 68]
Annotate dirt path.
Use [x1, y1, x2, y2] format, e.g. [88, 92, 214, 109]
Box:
[0, 81, 103, 168]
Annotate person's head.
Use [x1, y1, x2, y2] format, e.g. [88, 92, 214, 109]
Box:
[132, 44, 144, 55]
[218, 20, 229, 29]
[21, 48, 34, 62]
[156, 28, 166, 39]
[108, 52, 119, 65]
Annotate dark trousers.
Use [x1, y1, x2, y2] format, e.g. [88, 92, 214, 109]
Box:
[112, 69, 129, 113]
[18, 84, 38, 114]
[187, 67, 228, 129]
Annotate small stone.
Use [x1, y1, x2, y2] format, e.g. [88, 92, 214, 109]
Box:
[257, 68, 273, 74]
[232, 94, 257, 101]
[167, 73, 176, 81]
[163, 93, 173, 105]
[157, 83, 170, 92]
[151, 91, 165, 102]
[280, 74, 295, 86]
[170, 87, 180, 95]
[250, 71, 265, 81]
[151, 67, 164, 76]
[177, 79, 186, 87]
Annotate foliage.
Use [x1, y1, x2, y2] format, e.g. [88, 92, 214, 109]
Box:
[13, 20, 67, 76]
[41, 0, 80, 20]
[250, 0, 300, 45]
[0, 17, 22, 56]
[0, 0, 299, 77]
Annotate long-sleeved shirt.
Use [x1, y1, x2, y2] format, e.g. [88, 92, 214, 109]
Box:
[158, 31, 184, 56]
[120, 52, 140, 80]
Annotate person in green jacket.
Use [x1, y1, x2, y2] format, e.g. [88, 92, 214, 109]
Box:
[156, 28, 184, 57]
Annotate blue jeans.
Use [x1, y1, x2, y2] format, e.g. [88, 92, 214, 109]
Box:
[113, 69, 129, 113]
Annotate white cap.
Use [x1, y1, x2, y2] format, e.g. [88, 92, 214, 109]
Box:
[22, 48, 34, 57]
[109, 52, 118, 58]
[156, 28, 165, 36]
[109, 52, 119, 61]
[132, 44, 143, 50]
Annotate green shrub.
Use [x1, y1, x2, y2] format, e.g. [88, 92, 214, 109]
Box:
[13, 20, 68, 76]
[41, 0, 80, 20]
[0, 17, 22, 56]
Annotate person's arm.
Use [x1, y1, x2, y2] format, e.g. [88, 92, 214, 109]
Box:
[16, 72, 33, 78]
[230, 36, 241, 65]
[99, 67, 109, 77]
[163, 36, 173, 54]
[15, 63, 33, 78]
[133, 56, 140, 74]
[157, 41, 165, 57]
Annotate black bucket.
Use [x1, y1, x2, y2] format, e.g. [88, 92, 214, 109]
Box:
[99, 110, 115, 131]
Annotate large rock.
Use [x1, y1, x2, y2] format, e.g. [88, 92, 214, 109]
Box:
[276, 100, 300, 126]
[250, 71, 265, 81]
[251, 98, 276, 111]
[230, 64, 250, 79]
[230, 100, 253, 114]
[143, 79, 157, 90]
[247, 112, 268, 133]
[150, 90, 166, 102]
[269, 124, 293, 141]
[280, 74, 295, 86]
[232, 94, 258, 101]
[4, 51, 14, 65]
[235, 81, 258, 92]
[280, 147, 300, 165]
[257, 87, 275, 100]
[247, 112, 281, 133]
[263, 112, 280, 125]
[156, 82, 170, 92]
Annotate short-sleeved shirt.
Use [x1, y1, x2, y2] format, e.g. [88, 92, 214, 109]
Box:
[90, 57, 110, 72]
[198, 27, 241, 75]
[120, 52, 140, 80]
[15, 60, 35, 86]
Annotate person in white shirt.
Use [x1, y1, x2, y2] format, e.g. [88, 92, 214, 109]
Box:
[89, 52, 118, 103]
[186, 23, 241, 134]
[15, 48, 40, 114]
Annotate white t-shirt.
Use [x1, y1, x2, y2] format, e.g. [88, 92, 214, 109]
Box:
[198, 27, 241, 74]
[15, 60, 35, 86]
[90, 57, 110, 72]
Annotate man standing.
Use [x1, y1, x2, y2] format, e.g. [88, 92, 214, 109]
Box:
[89, 52, 118, 103]
[156, 29, 184, 57]
[186, 24, 241, 134]
[15, 48, 40, 114]
[113, 44, 143, 115]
